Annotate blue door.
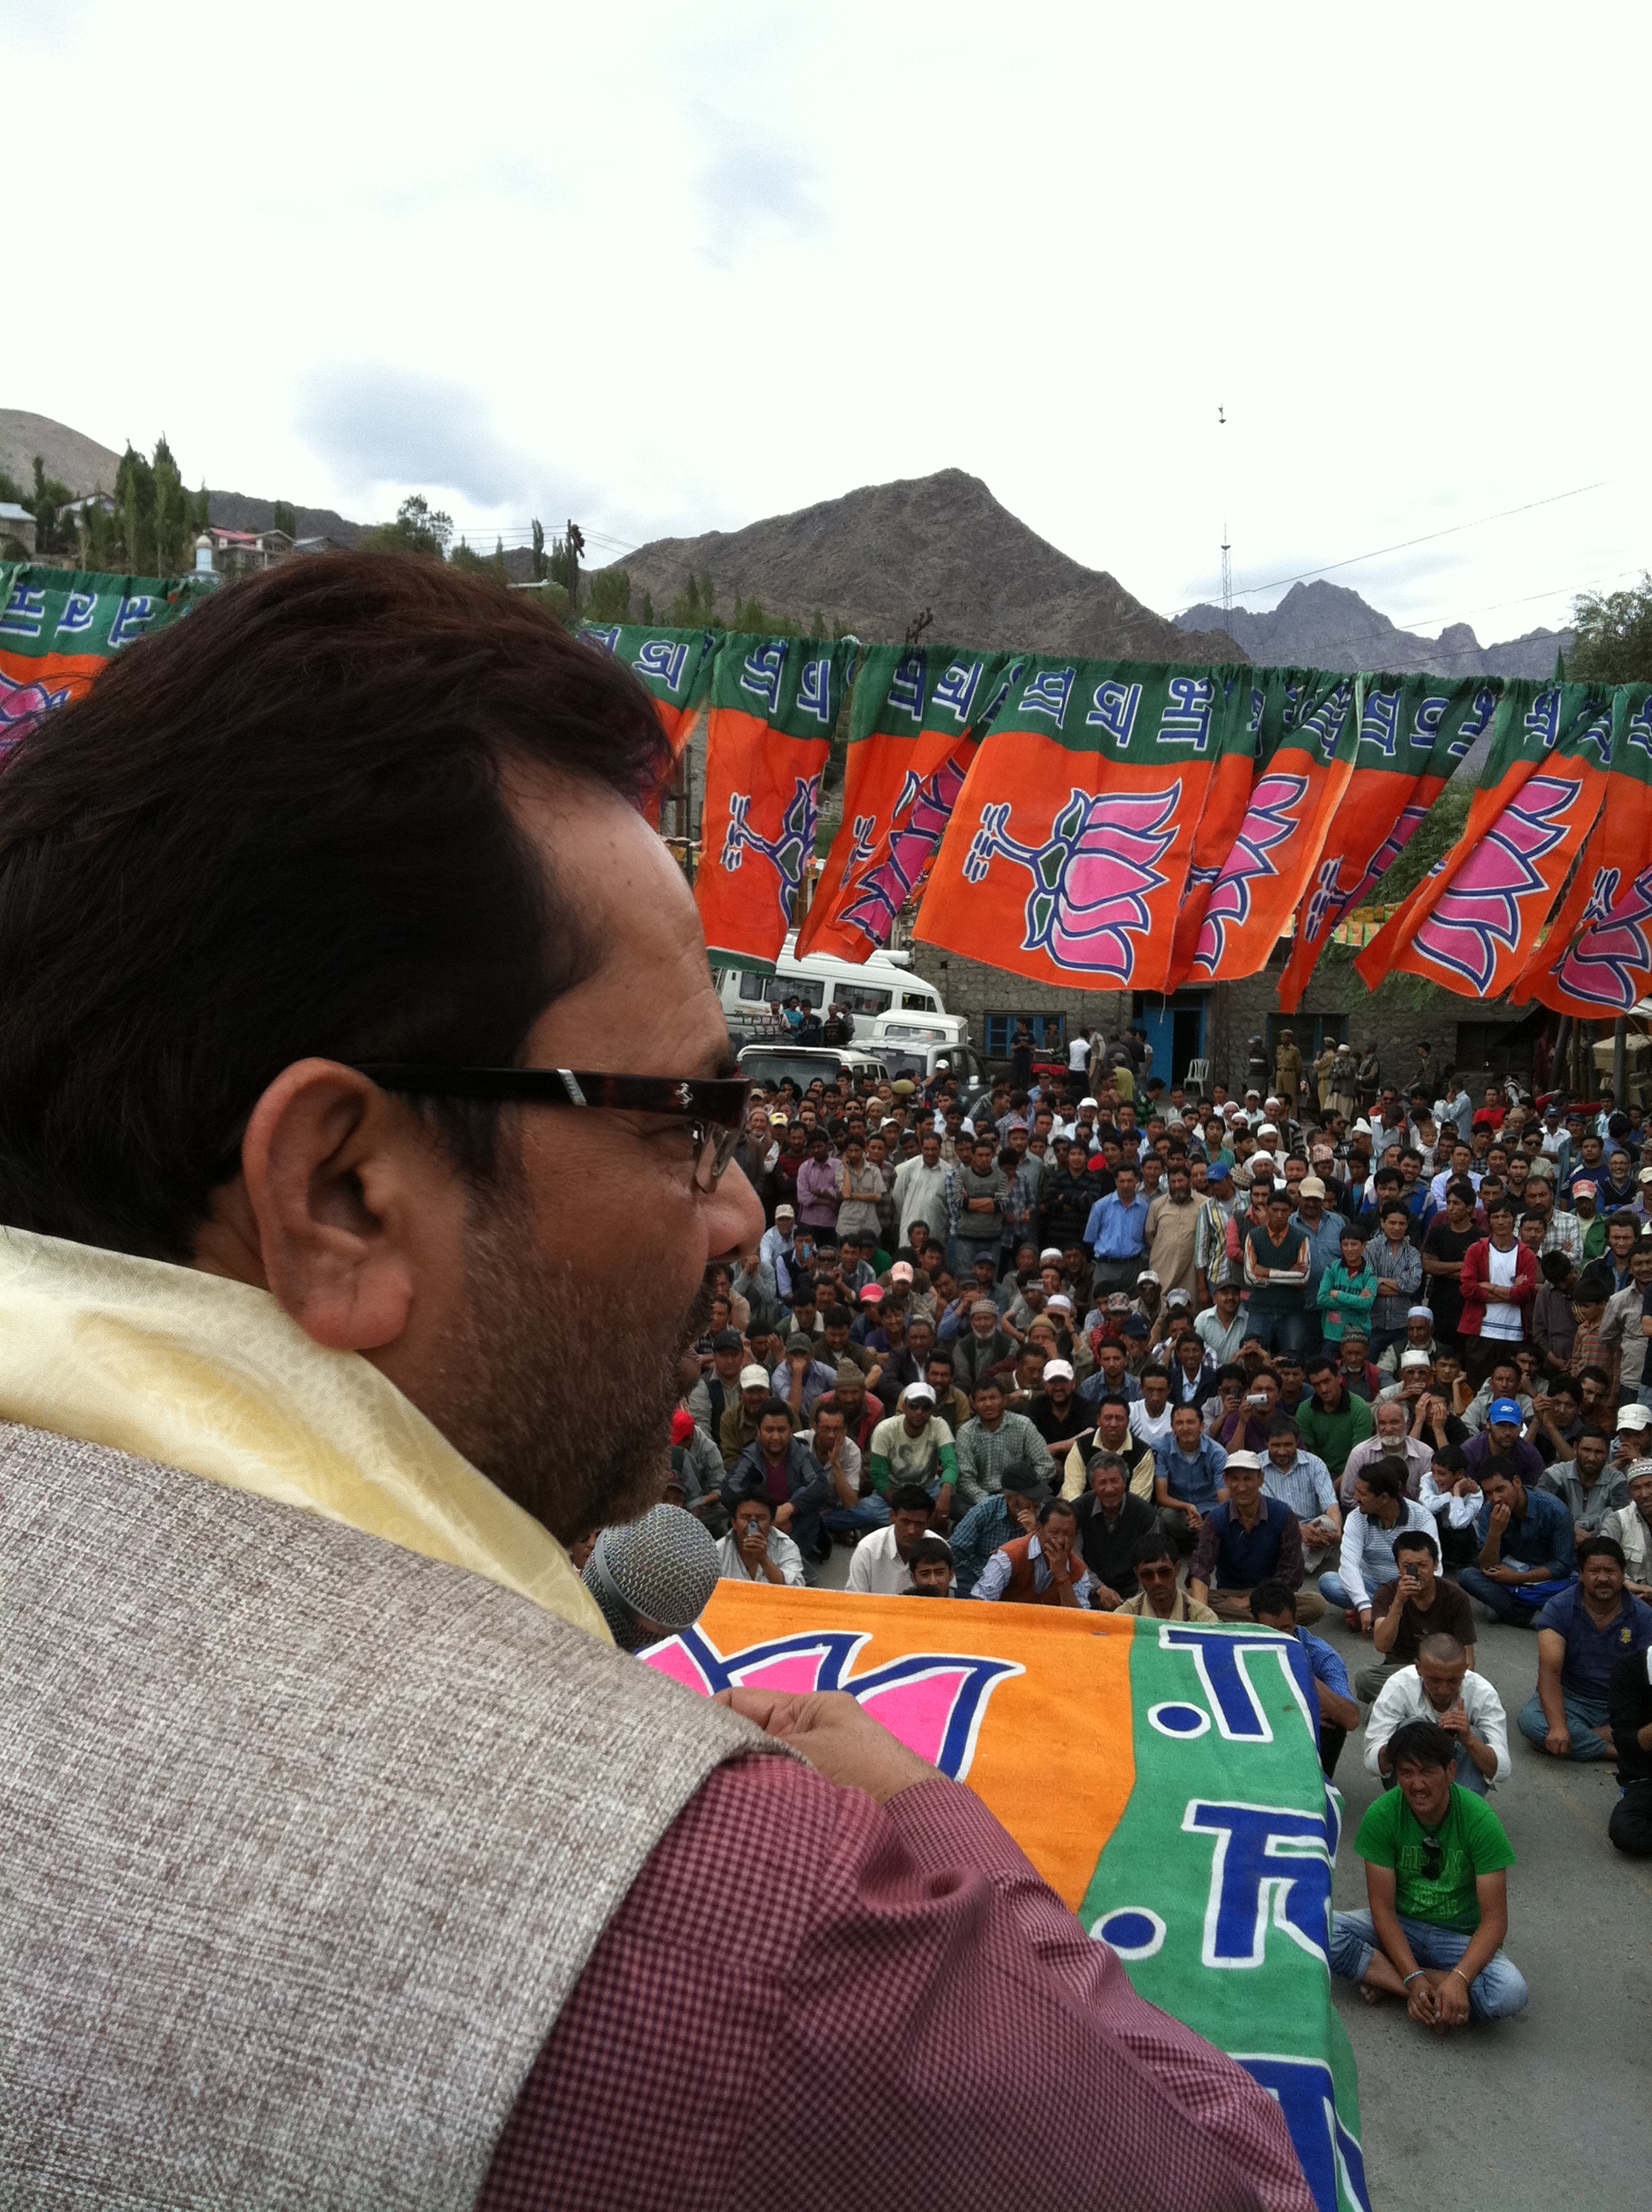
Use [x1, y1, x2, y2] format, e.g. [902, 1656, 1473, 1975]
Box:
[1131, 992, 1207, 1086]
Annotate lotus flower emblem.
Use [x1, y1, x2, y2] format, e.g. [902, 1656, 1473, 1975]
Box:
[963, 783, 1180, 977]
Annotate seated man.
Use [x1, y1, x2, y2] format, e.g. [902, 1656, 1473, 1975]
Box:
[1295, 1355, 1375, 1485]
[1188, 1450, 1323, 1622]
[1126, 1364, 1175, 1452]
[952, 1299, 1019, 1394]
[924, 1348, 975, 1439]
[1072, 1450, 1159, 1610]
[1248, 1580, 1359, 1779]
[1154, 1401, 1229, 1551]
[714, 1493, 806, 1586]
[1603, 1458, 1652, 1599]
[949, 1463, 1044, 1598]
[846, 1484, 943, 1596]
[865, 1382, 959, 1523]
[1320, 1458, 1437, 1629]
[1330, 1720, 1527, 2027]
[805, 1402, 891, 1551]
[1460, 1460, 1578, 1627]
[1539, 1425, 1629, 1545]
[953, 1375, 1057, 1513]
[1118, 1534, 1219, 1624]
[1365, 1634, 1510, 1798]
[718, 1364, 782, 1470]
[973, 1497, 1094, 1607]
[722, 1400, 835, 1563]
[1358, 1528, 1477, 1703]
[1340, 1394, 1432, 1507]
[1260, 1415, 1341, 1575]
[1059, 1394, 1156, 1503]
[1608, 1646, 1652, 1856]
[1518, 1536, 1652, 1761]
[904, 1534, 957, 1597]
[1025, 1357, 1090, 1458]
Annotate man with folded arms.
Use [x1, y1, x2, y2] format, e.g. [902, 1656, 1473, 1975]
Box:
[0, 562, 1307, 2209]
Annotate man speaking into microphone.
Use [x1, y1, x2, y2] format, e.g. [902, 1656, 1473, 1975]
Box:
[0, 559, 1308, 2211]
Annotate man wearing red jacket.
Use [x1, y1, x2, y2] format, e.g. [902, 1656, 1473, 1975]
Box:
[1457, 1197, 1539, 1390]
[0, 559, 1308, 2212]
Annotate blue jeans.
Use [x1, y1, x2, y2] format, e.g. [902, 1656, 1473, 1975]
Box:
[1247, 1306, 1309, 1356]
[1318, 1571, 1360, 1612]
[1459, 1565, 1574, 1627]
[1517, 1688, 1613, 1760]
[822, 1496, 892, 1540]
[1329, 1909, 1528, 2021]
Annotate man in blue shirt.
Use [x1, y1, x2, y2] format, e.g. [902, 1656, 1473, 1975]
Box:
[1461, 1460, 1578, 1627]
[1154, 1401, 1227, 1548]
[949, 1462, 1044, 1597]
[1187, 1451, 1323, 1622]
[1083, 1161, 1149, 1299]
[1249, 1578, 1360, 1778]
[1517, 1535, 1652, 1759]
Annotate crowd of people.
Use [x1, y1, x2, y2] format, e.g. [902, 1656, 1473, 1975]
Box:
[678, 1022, 1652, 2034]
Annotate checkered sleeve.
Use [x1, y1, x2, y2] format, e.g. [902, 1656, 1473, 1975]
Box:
[478, 1758, 1312, 2212]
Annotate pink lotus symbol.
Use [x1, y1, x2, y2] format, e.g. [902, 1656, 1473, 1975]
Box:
[640, 1625, 1021, 1778]
[0, 664, 72, 757]
[1192, 771, 1309, 973]
[1412, 774, 1580, 992]
[1555, 864, 1652, 1010]
[964, 783, 1180, 978]
[840, 755, 969, 946]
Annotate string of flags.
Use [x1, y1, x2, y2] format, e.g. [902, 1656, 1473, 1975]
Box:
[584, 614, 1652, 1016]
[5, 559, 1649, 1016]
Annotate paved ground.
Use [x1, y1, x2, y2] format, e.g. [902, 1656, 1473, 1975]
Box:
[813, 1540, 1652, 2207]
[1315, 1603, 1652, 2210]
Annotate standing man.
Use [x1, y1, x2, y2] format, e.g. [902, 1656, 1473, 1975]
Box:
[947, 1132, 1009, 1279]
[893, 1130, 950, 1248]
[1143, 1159, 1200, 1300]
[1083, 1161, 1149, 1299]
[1242, 1188, 1312, 1358]
[1329, 1722, 1527, 2027]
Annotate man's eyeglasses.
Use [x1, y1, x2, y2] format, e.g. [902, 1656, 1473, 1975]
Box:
[354, 1065, 752, 1191]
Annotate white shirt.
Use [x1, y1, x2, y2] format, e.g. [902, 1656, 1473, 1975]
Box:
[1128, 1400, 1175, 1450]
[845, 1523, 925, 1595]
[1482, 1238, 1522, 1340]
[1068, 1035, 1091, 1072]
[714, 1527, 806, 1586]
[1364, 1665, 1511, 1789]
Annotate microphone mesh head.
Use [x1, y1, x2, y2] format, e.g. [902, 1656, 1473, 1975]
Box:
[583, 1504, 720, 1650]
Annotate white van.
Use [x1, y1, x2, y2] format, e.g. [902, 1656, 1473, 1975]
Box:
[716, 936, 949, 1041]
[867, 1013, 986, 1090]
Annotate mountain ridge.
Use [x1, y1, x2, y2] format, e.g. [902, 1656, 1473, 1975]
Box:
[1176, 577, 1572, 680]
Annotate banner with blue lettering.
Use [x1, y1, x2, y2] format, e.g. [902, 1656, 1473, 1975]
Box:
[0, 563, 212, 764]
[644, 1586, 1369, 2211]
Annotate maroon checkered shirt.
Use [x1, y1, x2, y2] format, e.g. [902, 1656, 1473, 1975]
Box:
[479, 1760, 1312, 2211]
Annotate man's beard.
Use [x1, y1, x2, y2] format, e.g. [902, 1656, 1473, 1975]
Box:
[435, 1164, 713, 1547]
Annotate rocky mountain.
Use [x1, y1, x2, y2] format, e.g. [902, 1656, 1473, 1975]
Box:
[1175, 578, 1572, 680]
[1, 410, 124, 496]
[610, 469, 1242, 663]
[203, 489, 363, 545]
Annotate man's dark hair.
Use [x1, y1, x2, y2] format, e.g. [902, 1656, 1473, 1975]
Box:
[1577, 1534, 1627, 1570]
[1446, 1176, 1478, 1206]
[1094, 1392, 1131, 1414]
[823, 1305, 855, 1330]
[788, 1275, 817, 1307]
[756, 1396, 795, 1426]
[888, 1483, 933, 1515]
[1362, 1458, 1407, 1500]
[1137, 1363, 1169, 1385]
[1037, 1497, 1077, 1526]
[1265, 1412, 1301, 1441]
[1393, 1528, 1440, 1566]
[925, 1347, 955, 1372]
[1575, 1423, 1614, 1451]
[1385, 1720, 1457, 1773]
[1539, 1249, 1577, 1287]
[908, 1534, 952, 1571]
[0, 556, 668, 1259]
[1248, 1580, 1295, 1620]
[1131, 1533, 1175, 1567]
[1305, 1355, 1335, 1380]
[1573, 1263, 1615, 1304]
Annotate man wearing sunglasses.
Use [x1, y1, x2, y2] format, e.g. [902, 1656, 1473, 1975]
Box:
[0, 559, 1306, 2212]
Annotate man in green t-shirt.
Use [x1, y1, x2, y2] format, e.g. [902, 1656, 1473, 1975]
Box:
[1329, 1719, 1528, 2027]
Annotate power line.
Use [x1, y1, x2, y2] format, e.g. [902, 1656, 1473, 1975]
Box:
[1172, 476, 1611, 620]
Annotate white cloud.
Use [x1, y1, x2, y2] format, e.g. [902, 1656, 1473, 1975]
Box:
[7, 0, 1649, 641]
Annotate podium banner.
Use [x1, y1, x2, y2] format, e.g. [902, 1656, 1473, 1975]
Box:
[643, 1585, 1369, 2212]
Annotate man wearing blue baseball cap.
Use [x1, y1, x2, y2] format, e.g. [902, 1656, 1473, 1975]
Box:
[1462, 1394, 1544, 1490]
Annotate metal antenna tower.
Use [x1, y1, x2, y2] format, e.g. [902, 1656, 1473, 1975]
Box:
[1218, 405, 1231, 630]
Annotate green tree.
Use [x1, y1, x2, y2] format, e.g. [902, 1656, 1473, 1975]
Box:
[669, 570, 718, 628]
[1571, 572, 1652, 685]
[359, 493, 453, 560]
[586, 566, 631, 622]
[29, 457, 74, 557]
[530, 517, 547, 582]
[547, 532, 580, 612]
[115, 444, 157, 573]
[272, 499, 298, 539]
[641, 589, 654, 623]
[150, 438, 192, 573]
[1367, 781, 1470, 909]
[0, 464, 25, 506]
[195, 481, 212, 532]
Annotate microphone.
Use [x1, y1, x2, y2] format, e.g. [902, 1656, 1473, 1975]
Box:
[584, 1504, 720, 1652]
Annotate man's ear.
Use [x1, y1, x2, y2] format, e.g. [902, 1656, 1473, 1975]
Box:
[229, 1058, 453, 1352]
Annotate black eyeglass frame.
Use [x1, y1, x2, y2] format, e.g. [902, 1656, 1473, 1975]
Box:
[353, 1064, 753, 1190]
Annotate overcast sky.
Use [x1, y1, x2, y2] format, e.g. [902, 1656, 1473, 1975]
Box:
[8, 0, 1649, 639]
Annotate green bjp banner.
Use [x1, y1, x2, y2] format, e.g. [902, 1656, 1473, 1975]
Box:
[645, 1586, 1370, 2212]
[0, 563, 212, 760]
